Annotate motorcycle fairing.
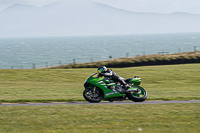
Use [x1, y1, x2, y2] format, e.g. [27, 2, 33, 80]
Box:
[85, 74, 125, 100]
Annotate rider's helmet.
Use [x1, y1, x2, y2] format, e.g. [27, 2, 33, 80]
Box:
[97, 66, 107, 74]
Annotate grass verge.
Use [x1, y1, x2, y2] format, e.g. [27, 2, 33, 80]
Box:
[0, 103, 199, 133]
[0, 63, 200, 103]
[49, 51, 200, 69]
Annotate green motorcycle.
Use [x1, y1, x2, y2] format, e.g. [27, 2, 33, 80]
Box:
[83, 73, 147, 103]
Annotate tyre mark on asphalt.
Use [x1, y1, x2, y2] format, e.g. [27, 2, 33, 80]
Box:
[0, 100, 200, 106]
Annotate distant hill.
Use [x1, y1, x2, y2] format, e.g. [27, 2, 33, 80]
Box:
[1, 0, 200, 37]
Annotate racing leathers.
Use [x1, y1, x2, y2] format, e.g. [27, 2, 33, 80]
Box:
[98, 69, 130, 89]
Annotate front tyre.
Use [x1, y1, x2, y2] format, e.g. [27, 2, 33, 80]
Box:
[127, 85, 147, 102]
[83, 87, 104, 103]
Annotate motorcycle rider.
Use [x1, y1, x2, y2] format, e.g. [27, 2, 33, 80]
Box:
[97, 66, 130, 91]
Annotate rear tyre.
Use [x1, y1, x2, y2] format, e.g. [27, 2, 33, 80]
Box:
[83, 87, 104, 103]
[126, 85, 147, 102]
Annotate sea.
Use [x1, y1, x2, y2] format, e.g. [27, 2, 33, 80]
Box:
[0, 33, 200, 69]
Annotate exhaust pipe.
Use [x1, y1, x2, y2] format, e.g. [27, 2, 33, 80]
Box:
[126, 89, 141, 94]
[126, 89, 138, 92]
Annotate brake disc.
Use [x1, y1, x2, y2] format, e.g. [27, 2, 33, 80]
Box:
[88, 90, 99, 98]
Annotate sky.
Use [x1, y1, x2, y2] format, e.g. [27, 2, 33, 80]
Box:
[1, 0, 200, 14]
[1, 0, 200, 37]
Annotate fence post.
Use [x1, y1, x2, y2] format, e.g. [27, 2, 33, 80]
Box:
[178, 48, 181, 53]
[194, 46, 197, 52]
[143, 51, 145, 56]
[126, 53, 129, 58]
[59, 61, 61, 66]
[32, 63, 36, 69]
[73, 59, 76, 64]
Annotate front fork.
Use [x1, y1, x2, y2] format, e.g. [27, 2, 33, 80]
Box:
[88, 85, 99, 95]
[91, 86, 96, 93]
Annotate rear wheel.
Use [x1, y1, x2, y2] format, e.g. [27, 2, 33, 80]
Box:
[83, 86, 104, 103]
[126, 85, 147, 102]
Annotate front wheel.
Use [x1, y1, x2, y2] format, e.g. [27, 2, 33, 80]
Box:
[126, 85, 147, 102]
[83, 87, 104, 103]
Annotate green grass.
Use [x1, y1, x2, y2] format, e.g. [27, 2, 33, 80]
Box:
[0, 63, 200, 103]
[0, 64, 200, 132]
[0, 103, 199, 133]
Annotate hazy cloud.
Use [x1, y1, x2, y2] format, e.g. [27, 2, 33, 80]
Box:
[1, 0, 200, 37]
[94, 0, 200, 14]
[0, 0, 59, 5]
[2, 0, 200, 14]
[0, 0, 59, 10]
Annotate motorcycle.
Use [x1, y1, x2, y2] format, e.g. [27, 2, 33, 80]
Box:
[83, 73, 147, 103]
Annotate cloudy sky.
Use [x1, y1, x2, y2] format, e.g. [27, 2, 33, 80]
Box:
[0, 0, 200, 14]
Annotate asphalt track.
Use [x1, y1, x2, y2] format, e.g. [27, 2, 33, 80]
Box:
[0, 100, 200, 106]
